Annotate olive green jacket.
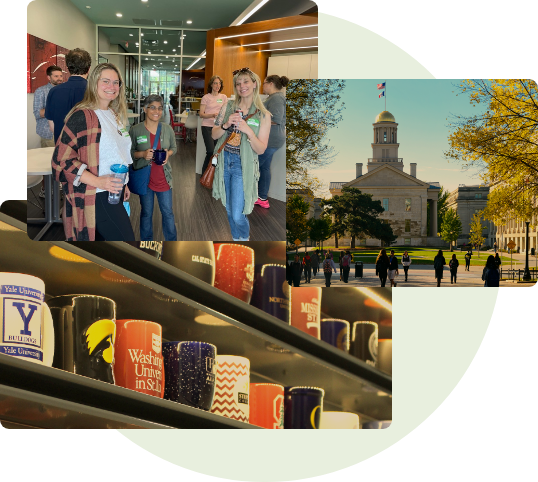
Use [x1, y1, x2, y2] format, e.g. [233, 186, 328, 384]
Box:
[212, 102, 263, 214]
[129, 122, 176, 189]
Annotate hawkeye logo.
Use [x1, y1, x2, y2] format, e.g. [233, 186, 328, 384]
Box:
[84, 319, 116, 363]
[3, 299, 40, 346]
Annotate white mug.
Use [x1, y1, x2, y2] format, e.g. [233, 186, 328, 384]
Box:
[0, 272, 54, 366]
[320, 411, 360, 429]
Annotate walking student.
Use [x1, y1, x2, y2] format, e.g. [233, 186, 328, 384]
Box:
[341, 250, 352, 283]
[494, 252, 502, 275]
[339, 250, 345, 281]
[291, 254, 303, 287]
[388, 250, 399, 287]
[311, 250, 319, 278]
[434, 249, 446, 287]
[449, 253, 459, 284]
[482, 255, 500, 287]
[401, 250, 411, 281]
[302, 252, 312, 283]
[375, 249, 390, 288]
[465, 250, 472, 271]
[322, 254, 337, 287]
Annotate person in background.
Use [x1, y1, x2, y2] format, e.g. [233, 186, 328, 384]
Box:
[482, 255, 500, 287]
[200, 75, 227, 174]
[465, 249, 472, 271]
[494, 252, 502, 275]
[449, 253, 459, 284]
[322, 254, 337, 287]
[254, 75, 289, 209]
[286, 258, 292, 286]
[310, 250, 319, 278]
[302, 252, 312, 283]
[434, 249, 446, 287]
[51, 63, 134, 241]
[341, 250, 352, 283]
[46, 48, 91, 143]
[388, 250, 399, 287]
[494, 241, 497, 254]
[130, 95, 178, 241]
[375, 249, 390, 287]
[339, 250, 345, 281]
[33, 65, 63, 198]
[212, 67, 271, 241]
[401, 250, 411, 281]
[291, 254, 303, 287]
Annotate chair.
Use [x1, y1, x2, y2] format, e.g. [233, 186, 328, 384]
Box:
[184, 112, 198, 143]
[169, 108, 186, 142]
[27, 174, 44, 212]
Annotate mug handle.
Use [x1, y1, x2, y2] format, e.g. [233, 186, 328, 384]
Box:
[42, 303, 55, 367]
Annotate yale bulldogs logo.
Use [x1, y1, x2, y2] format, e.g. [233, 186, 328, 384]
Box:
[2, 298, 41, 347]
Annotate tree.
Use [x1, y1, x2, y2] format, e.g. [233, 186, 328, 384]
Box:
[319, 195, 347, 248]
[440, 208, 463, 251]
[427, 186, 450, 235]
[286, 80, 346, 191]
[286, 194, 310, 251]
[307, 217, 332, 251]
[469, 212, 487, 258]
[445, 79, 538, 226]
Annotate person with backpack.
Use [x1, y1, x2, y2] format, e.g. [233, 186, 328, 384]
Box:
[401, 251, 412, 282]
[465, 250, 472, 271]
[375, 249, 390, 287]
[482, 255, 500, 287]
[291, 254, 303, 287]
[322, 254, 337, 287]
[311, 250, 319, 278]
[302, 252, 312, 283]
[449, 253, 459, 284]
[388, 250, 399, 287]
[433, 249, 446, 287]
[341, 250, 352, 283]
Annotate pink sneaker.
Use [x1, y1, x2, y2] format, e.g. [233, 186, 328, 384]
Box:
[255, 198, 270, 208]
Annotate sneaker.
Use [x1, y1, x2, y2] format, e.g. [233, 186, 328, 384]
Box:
[255, 198, 270, 208]
[38, 187, 46, 199]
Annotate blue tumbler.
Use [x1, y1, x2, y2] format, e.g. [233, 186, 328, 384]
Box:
[287, 386, 324, 429]
[320, 319, 350, 353]
[250, 264, 289, 323]
[163, 341, 217, 411]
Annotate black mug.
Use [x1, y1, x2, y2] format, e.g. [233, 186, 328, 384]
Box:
[161, 242, 215, 286]
[47, 295, 116, 384]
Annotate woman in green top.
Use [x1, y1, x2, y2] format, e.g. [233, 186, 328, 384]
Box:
[129, 95, 177, 241]
[212, 68, 271, 240]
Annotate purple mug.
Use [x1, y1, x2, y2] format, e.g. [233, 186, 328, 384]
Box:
[153, 149, 167, 165]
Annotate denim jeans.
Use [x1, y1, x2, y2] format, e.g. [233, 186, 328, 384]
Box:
[257, 147, 278, 200]
[223, 150, 250, 240]
[139, 187, 177, 241]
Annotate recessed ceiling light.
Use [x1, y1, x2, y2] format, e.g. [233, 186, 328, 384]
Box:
[260, 45, 318, 52]
[172, 49, 176, 51]
[242, 36, 318, 47]
[166, 56, 168, 58]
[148, 51, 151, 54]
[219, 25, 317, 39]
[186, 20, 192, 24]
[141, 33, 144, 36]
[116, 13, 122, 17]
[142, 0, 148, 2]
[86, 5, 91, 8]
[160, 62, 162, 64]
[129, 34, 133, 37]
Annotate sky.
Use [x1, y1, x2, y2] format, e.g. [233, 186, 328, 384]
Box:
[309, 79, 487, 197]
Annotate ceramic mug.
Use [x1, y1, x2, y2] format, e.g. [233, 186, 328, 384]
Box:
[47, 295, 116, 383]
[213, 244, 255, 303]
[285, 386, 324, 429]
[152, 148, 167, 165]
[320, 319, 350, 352]
[250, 264, 289, 323]
[250, 383, 284, 429]
[289, 287, 321, 339]
[161, 242, 215, 286]
[114, 319, 164, 398]
[211, 355, 250, 422]
[352, 321, 378, 367]
[0, 272, 54, 366]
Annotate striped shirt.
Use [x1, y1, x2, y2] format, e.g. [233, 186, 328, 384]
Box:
[33, 83, 54, 139]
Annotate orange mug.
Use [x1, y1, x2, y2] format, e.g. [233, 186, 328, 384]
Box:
[289, 287, 321, 339]
[213, 243, 255, 303]
[113, 319, 164, 398]
[250, 383, 284, 429]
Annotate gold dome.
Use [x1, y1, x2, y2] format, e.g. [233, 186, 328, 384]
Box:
[375, 111, 396, 123]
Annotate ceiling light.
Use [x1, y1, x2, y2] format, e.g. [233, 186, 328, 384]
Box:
[259, 45, 318, 52]
[172, 49, 176, 51]
[186, 20, 192, 24]
[116, 13, 122, 17]
[145, 58, 148, 60]
[166, 56, 168, 58]
[232, 0, 270, 26]
[219, 24, 317, 39]
[86, 5, 91, 8]
[142, 0, 148, 2]
[163, 41, 167, 44]
[148, 51, 151, 54]
[141, 33, 144, 36]
[242, 36, 318, 47]
[129, 34, 133, 37]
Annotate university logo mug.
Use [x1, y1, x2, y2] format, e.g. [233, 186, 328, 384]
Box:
[0, 272, 54, 366]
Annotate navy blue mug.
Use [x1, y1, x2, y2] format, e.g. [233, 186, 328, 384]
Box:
[163, 341, 217, 411]
[250, 264, 289, 323]
[352, 321, 378, 367]
[287, 386, 324, 429]
[320, 319, 350, 353]
[152, 148, 167, 165]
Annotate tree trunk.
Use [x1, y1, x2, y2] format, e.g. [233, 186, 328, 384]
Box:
[351, 235, 356, 249]
[335, 236, 339, 249]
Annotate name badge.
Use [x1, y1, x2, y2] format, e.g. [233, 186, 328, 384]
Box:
[137, 135, 148, 143]
[247, 119, 259, 127]
[216, 99, 223, 103]
[120, 128, 130, 137]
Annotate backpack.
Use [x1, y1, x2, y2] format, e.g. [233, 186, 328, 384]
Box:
[323, 260, 332, 273]
[450, 259, 459, 270]
[341, 255, 350, 267]
[434, 256, 444, 269]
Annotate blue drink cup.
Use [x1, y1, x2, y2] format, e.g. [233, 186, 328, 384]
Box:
[250, 264, 289, 323]
[288, 386, 324, 429]
[163, 341, 217, 411]
[320, 319, 350, 353]
[108, 164, 128, 204]
[152, 149, 167, 165]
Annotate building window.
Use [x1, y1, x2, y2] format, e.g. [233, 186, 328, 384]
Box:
[475, 193, 482, 199]
[376, 131, 379, 143]
[405, 198, 411, 211]
[405, 219, 411, 232]
[404, 238, 411, 246]
[392, 131, 394, 143]
[382, 198, 389, 211]
[384, 131, 387, 143]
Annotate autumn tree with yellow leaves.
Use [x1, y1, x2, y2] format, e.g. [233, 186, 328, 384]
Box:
[445, 79, 538, 227]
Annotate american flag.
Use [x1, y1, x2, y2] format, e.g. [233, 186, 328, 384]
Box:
[377, 82, 386, 90]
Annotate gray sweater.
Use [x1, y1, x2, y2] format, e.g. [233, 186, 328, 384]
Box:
[265, 92, 286, 149]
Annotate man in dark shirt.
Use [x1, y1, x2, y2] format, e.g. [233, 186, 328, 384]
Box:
[45, 48, 91, 142]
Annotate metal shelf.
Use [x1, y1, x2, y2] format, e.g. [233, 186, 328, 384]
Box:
[0, 210, 391, 427]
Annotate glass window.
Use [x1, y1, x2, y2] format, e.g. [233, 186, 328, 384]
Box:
[405, 198, 411, 211]
[404, 238, 411, 246]
[382, 198, 389, 211]
[475, 193, 482, 199]
[405, 219, 411, 232]
[384, 131, 387, 143]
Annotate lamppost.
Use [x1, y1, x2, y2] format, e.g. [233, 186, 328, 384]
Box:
[523, 221, 531, 281]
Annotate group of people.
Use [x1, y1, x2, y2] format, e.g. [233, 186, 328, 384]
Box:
[287, 250, 354, 287]
[35, 47, 287, 241]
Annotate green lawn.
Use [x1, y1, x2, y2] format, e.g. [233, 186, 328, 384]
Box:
[287, 247, 522, 266]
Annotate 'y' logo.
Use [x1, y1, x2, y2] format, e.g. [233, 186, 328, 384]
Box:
[12, 302, 37, 336]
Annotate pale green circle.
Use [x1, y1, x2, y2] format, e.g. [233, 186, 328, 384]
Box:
[120, 13, 495, 481]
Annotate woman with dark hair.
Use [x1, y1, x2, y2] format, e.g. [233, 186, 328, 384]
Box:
[254, 74, 289, 209]
[129, 94, 177, 241]
[375, 249, 390, 287]
[52, 62, 135, 241]
[449, 253, 459, 284]
[402, 250, 412, 281]
[433, 249, 446, 287]
[200, 75, 227, 174]
[482, 255, 500, 287]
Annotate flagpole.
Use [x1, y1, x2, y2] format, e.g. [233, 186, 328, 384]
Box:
[385, 80, 387, 111]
